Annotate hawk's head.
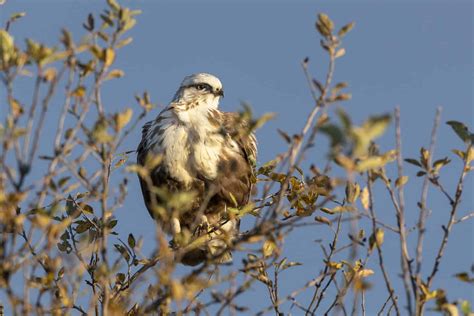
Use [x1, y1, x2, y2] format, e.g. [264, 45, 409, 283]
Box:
[172, 73, 224, 109]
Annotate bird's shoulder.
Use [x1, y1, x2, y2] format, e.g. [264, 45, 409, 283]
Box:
[217, 110, 258, 168]
[137, 109, 175, 164]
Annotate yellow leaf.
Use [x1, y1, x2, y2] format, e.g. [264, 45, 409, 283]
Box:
[262, 239, 276, 258]
[314, 216, 332, 226]
[420, 283, 438, 302]
[42, 67, 57, 82]
[360, 187, 369, 210]
[452, 149, 466, 160]
[105, 69, 124, 80]
[420, 147, 430, 168]
[375, 228, 384, 246]
[326, 261, 342, 270]
[467, 147, 474, 164]
[332, 205, 356, 213]
[369, 228, 384, 252]
[115, 108, 133, 131]
[71, 86, 86, 99]
[440, 304, 459, 316]
[9, 98, 23, 118]
[0, 29, 15, 64]
[116, 37, 133, 49]
[357, 269, 374, 278]
[33, 214, 51, 228]
[352, 114, 391, 157]
[356, 156, 385, 172]
[170, 280, 184, 301]
[335, 48, 346, 58]
[104, 47, 115, 67]
[345, 181, 360, 204]
[395, 176, 409, 188]
[320, 207, 334, 215]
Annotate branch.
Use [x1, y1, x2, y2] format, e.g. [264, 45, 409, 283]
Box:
[367, 172, 401, 316]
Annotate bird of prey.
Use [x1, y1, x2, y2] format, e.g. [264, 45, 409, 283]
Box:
[137, 73, 257, 266]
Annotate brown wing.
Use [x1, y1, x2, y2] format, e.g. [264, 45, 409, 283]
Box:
[203, 111, 257, 217]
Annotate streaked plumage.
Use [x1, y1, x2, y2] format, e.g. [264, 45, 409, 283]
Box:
[137, 73, 257, 265]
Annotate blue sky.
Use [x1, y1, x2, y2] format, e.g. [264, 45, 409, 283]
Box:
[1, 0, 473, 314]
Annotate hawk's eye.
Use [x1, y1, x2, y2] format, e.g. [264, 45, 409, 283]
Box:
[196, 84, 205, 90]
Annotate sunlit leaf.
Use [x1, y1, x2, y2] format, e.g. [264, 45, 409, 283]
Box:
[0, 29, 15, 65]
[104, 47, 115, 67]
[326, 261, 342, 270]
[357, 269, 374, 278]
[352, 114, 391, 157]
[115, 108, 133, 132]
[262, 239, 276, 258]
[338, 22, 355, 37]
[314, 216, 331, 226]
[395, 176, 409, 188]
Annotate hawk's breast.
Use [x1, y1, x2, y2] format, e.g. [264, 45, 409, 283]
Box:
[156, 111, 228, 186]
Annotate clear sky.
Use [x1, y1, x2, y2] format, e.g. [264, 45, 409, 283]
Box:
[1, 0, 473, 314]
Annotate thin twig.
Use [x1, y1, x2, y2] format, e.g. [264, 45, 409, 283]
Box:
[394, 107, 415, 314]
[415, 108, 441, 276]
[367, 172, 401, 316]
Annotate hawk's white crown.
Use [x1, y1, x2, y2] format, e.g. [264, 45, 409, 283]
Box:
[180, 73, 223, 91]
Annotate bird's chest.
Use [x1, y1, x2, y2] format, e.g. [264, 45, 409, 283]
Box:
[160, 123, 224, 185]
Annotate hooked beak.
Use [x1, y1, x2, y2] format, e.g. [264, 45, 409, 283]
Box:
[214, 89, 224, 97]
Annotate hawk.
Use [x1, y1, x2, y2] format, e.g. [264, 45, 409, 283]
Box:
[137, 73, 257, 266]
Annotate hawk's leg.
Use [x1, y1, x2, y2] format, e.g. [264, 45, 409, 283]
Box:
[193, 215, 209, 237]
[169, 217, 182, 250]
[171, 217, 181, 235]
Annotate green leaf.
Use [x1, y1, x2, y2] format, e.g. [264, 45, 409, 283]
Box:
[405, 158, 422, 167]
[320, 124, 345, 147]
[114, 244, 130, 262]
[447, 121, 473, 144]
[257, 158, 279, 176]
[461, 300, 472, 316]
[107, 219, 118, 229]
[338, 22, 355, 37]
[336, 108, 352, 131]
[65, 196, 79, 218]
[316, 13, 334, 37]
[280, 261, 302, 271]
[433, 157, 451, 174]
[128, 233, 136, 248]
[75, 221, 92, 233]
[116, 273, 126, 283]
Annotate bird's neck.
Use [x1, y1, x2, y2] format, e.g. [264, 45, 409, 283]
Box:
[171, 97, 221, 129]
